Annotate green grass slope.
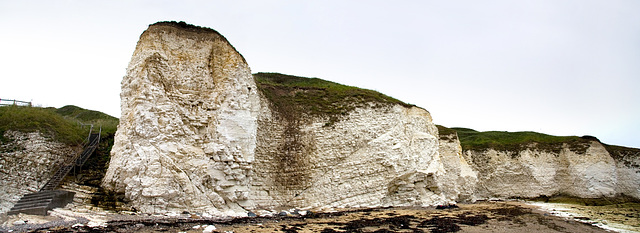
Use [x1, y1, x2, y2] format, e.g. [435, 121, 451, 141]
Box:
[0, 105, 85, 145]
[254, 72, 412, 126]
[0, 105, 119, 188]
[436, 125, 640, 158]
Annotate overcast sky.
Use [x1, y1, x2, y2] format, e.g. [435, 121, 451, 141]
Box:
[1, 0, 639, 148]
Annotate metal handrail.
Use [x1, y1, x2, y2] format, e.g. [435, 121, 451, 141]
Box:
[39, 126, 101, 191]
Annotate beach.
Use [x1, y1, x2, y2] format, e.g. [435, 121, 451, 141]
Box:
[2, 201, 628, 233]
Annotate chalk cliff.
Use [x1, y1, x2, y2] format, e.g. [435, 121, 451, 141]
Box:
[437, 127, 640, 200]
[103, 22, 639, 216]
[102, 22, 473, 215]
[0, 131, 77, 213]
[251, 85, 446, 210]
[102, 22, 260, 216]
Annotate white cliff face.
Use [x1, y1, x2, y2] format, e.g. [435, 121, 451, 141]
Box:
[104, 22, 462, 215]
[103, 22, 638, 216]
[252, 104, 450, 210]
[610, 148, 640, 199]
[103, 23, 260, 216]
[464, 142, 639, 199]
[0, 131, 77, 213]
[436, 134, 477, 202]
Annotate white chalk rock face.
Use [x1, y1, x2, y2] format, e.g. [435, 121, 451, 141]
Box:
[251, 104, 450, 210]
[436, 134, 477, 202]
[464, 142, 638, 199]
[104, 22, 460, 214]
[103, 22, 260, 215]
[0, 131, 77, 213]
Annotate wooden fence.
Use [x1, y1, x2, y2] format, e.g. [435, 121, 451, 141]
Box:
[0, 98, 32, 107]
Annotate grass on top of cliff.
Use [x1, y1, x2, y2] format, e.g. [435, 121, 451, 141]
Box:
[0, 105, 118, 145]
[0, 105, 85, 145]
[254, 72, 412, 123]
[1, 104, 119, 190]
[439, 126, 597, 153]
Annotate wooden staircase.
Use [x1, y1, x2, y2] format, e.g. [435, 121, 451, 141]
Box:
[8, 128, 101, 215]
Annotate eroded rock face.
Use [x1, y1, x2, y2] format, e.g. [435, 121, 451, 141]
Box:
[102, 22, 260, 216]
[103, 22, 462, 215]
[252, 104, 450, 210]
[464, 142, 640, 199]
[436, 134, 477, 202]
[0, 131, 77, 213]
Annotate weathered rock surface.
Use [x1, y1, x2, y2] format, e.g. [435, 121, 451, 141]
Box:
[436, 133, 477, 202]
[103, 22, 259, 216]
[462, 142, 640, 200]
[252, 104, 449, 210]
[103, 22, 469, 215]
[0, 131, 77, 213]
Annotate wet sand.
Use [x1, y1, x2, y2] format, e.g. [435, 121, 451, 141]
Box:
[4, 201, 616, 233]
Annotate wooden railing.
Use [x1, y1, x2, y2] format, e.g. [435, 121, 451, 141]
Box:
[0, 98, 32, 106]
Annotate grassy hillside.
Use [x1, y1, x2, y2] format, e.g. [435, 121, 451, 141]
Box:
[436, 125, 597, 153]
[55, 105, 118, 136]
[436, 125, 640, 158]
[0, 105, 118, 144]
[0, 105, 119, 188]
[0, 105, 84, 145]
[254, 72, 412, 125]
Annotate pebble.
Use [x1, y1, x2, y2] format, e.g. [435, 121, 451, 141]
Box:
[202, 225, 217, 233]
[13, 220, 26, 225]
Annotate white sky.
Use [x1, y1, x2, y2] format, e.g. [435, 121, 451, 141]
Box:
[1, 0, 639, 148]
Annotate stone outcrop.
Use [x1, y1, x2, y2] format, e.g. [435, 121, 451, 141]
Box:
[102, 22, 260, 216]
[0, 131, 77, 213]
[102, 22, 473, 215]
[460, 141, 640, 200]
[252, 103, 448, 210]
[435, 132, 477, 202]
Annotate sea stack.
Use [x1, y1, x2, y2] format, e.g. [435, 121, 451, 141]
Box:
[103, 22, 260, 216]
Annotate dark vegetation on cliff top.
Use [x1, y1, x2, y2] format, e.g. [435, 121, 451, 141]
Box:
[153, 21, 220, 34]
[254, 72, 413, 125]
[436, 125, 640, 160]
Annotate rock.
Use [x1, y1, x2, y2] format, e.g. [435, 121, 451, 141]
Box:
[0, 130, 77, 214]
[202, 225, 217, 233]
[436, 204, 459, 209]
[464, 141, 640, 199]
[13, 220, 26, 225]
[103, 21, 259, 215]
